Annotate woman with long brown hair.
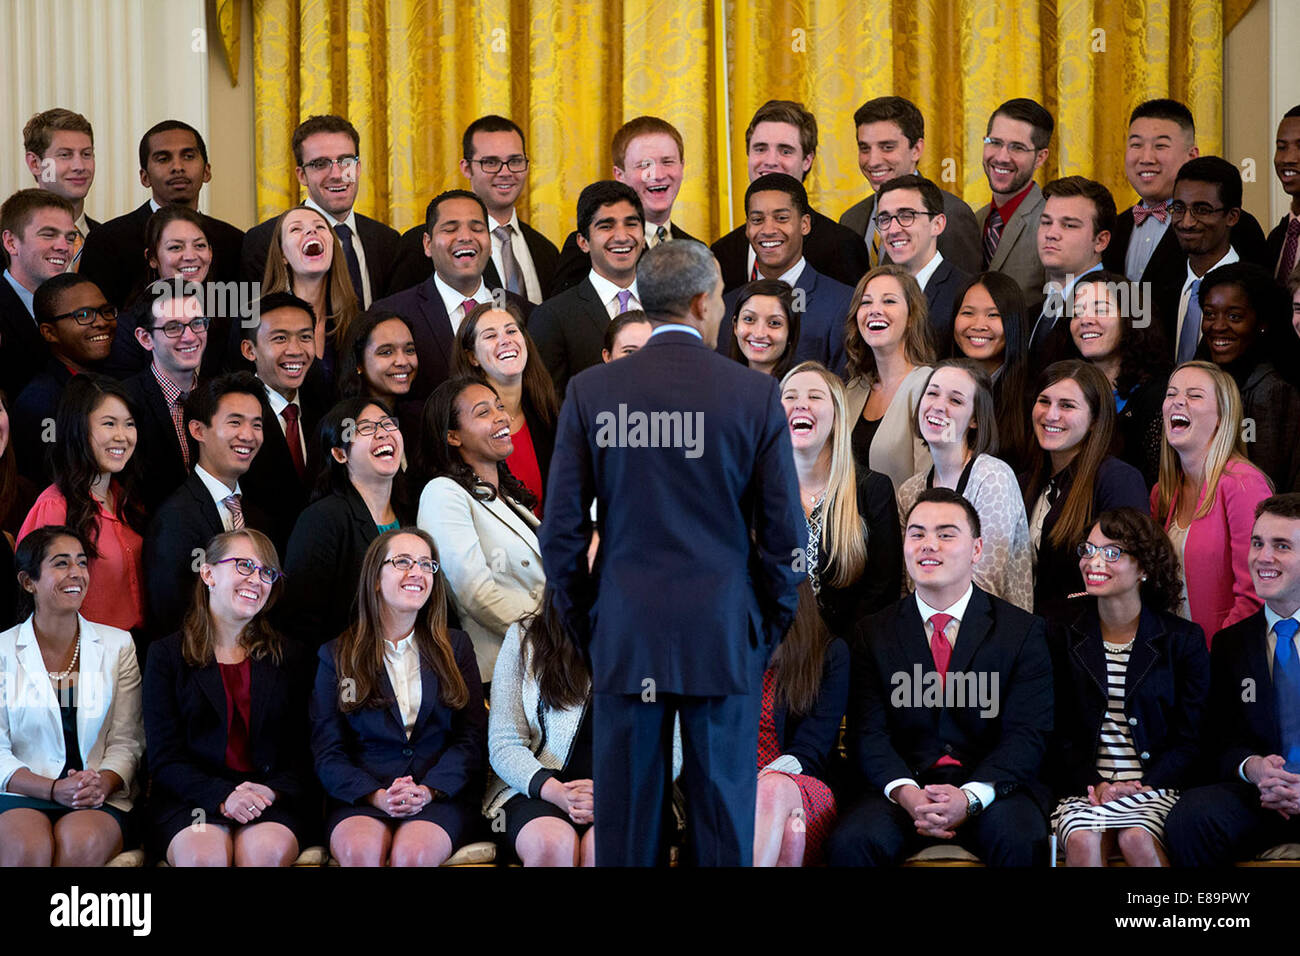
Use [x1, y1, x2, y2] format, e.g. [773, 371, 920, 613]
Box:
[143, 529, 315, 865]
[311, 527, 486, 866]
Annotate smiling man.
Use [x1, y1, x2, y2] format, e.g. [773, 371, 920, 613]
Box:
[79, 120, 244, 309]
[22, 109, 99, 263]
[241, 115, 402, 308]
[530, 181, 647, 395]
[1267, 106, 1300, 282]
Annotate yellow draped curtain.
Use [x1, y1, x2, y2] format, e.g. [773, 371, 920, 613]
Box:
[242, 0, 1244, 244]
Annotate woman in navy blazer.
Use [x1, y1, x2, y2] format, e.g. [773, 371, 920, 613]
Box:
[1046, 508, 1210, 867]
[143, 529, 316, 865]
[754, 582, 849, 867]
[311, 527, 486, 867]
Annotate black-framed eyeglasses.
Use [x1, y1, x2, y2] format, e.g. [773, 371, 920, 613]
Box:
[214, 557, 283, 584]
[354, 416, 400, 436]
[150, 316, 210, 338]
[301, 156, 359, 174]
[982, 136, 1039, 156]
[874, 210, 938, 229]
[52, 304, 117, 325]
[1077, 542, 1127, 563]
[1168, 201, 1229, 220]
[469, 156, 529, 173]
[383, 556, 439, 574]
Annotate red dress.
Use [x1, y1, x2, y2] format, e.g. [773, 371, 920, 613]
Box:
[506, 419, 544, 518]
[757, 668, 837, 865]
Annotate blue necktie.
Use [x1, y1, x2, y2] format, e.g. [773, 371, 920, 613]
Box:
[1274, 618, 1300, 771]
[1176, 277, 1202, 364]
[334, 222, 367, 307]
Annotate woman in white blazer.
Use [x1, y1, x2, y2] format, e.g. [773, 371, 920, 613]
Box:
[418, 377, 546, 684]
[0, 525, 143, 866]
[842, 265, 938, 493]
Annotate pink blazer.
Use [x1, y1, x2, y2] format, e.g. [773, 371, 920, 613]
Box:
[1151, 459, 1271, 647]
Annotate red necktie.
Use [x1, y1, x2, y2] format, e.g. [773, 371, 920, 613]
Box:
[281, 403, 305, 479]
[1132, 202, 1169, 226]
[461, 298, 479, 322]
[929, 612, 962, 768]
[982, 207, 1003, 268]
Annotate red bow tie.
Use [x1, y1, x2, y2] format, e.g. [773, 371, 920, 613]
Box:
[1132, 203, 1169, 226]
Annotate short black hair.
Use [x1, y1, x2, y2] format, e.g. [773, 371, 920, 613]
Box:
[1197, 262, 1284, 329]
[1042, 176, 1118, 237]
[744, 172, 810, 218]
[33, 273, 99, 325]
[139, 120, 208, 170]
[424, 189, 489, 235]
[185, 370, 265, 428]
[1257, 493, 1300, 522]
[1175, 155, 1243, 210]
[906, 486, 982, 538]
[1285, 105, 1300, 121]
[876, 174, 943, 216]
[576, 181, 644, 239]
[852, 96, 924, 147]
[241, 292, 316, 344]
[462, 115, 525, 160]
[1129, 98, 1196, 137]
[987, 98, 1054, 150]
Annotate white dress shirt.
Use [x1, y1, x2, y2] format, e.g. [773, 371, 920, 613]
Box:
[914, 250, 944, 291]
[261, 382, 306, 455]
[489, 210, 543, 305]
[587, 269, 640, 318]
[433, 273, 493, 335]
[1174, 247, 1239, 359]
[383, 631, 422, 738]
[194, 464, 244, 532]
[305, 197, 372, 308]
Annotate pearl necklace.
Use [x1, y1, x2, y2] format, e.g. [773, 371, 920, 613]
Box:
[47, 632, 81, 681]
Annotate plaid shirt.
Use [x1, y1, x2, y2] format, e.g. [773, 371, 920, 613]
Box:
[152, 365, 196, 468]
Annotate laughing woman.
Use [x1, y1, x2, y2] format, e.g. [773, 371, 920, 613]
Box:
[339, 309, 421, 449]
[311, 528, 486, 867]
[729, 279, 802, 381]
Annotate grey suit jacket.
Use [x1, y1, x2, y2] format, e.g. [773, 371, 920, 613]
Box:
[840, 187, 982, 276]
[975, 182, 1046, 311]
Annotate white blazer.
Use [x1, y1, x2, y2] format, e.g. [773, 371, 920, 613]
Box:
[0, 616, 144, 812]
[418, 476, 547, 681]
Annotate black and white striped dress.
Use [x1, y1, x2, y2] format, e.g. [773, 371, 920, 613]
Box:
[1051, 641, 1180, 846]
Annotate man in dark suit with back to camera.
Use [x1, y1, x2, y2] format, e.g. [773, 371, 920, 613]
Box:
[1165, 494, 1300, 865]
[541, 239, 805, 866]
[828, 487, 1053, 866]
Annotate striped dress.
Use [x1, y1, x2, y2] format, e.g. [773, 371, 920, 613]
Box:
[1051, 642, 1180, 847]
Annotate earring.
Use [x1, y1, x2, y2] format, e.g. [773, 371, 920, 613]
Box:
[1141, 575, 1148, 582]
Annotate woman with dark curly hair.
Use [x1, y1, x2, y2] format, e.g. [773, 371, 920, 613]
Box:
[1045, 507, 1210, 866]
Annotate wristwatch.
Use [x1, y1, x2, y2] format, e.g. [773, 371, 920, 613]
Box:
[960, 787, 983, 817]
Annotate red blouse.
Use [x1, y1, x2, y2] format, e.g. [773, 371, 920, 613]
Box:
[507, 419, 544, 517]
[218, 658, 253, 773]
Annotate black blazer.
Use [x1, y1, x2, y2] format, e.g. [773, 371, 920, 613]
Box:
[0, 277, 47, 400]
[1046, 601, 1209, 796]
[240, 384, 327, 555]
[370, 277, 532, 407]
[143, 631, 317, 837]
[816, 469, 902, 640]
[12, 358, 73, 485]
[845, 585, 1053, 802]
[1205, 609, 1295, 782]
[1116, 373, 1169, 491]
[712, 208, 870, 293]
[769, 636, 850, 781]
[79, 201, 245, 309]
[1266, 214, 1295, 280]
[528, 277, 616, 396]
[549, 223, 697, 297]
[144, 471, 272, 640]
[924, 257, 972, 347]
[240, 208, 402, 303]
[277, 483, 414, 648]
[389, 218, 560, 300]
[310, 630, 487, 804]
[122, 368, 193, 512]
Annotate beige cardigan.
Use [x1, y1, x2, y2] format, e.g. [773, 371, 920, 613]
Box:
[845, 365, 933, 494]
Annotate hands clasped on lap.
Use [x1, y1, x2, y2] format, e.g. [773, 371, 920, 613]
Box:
[896, 783, 969, 839]
[370, 776, 435, 819]
[542, 777, 594, 826]
[220, 782, 278, 824]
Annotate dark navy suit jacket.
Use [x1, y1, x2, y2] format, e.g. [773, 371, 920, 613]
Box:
[1205, 609, 1295, 782]
[717, 263, 852, 376]
[923, 257, 972, 347]
[540, 327, 805, 696]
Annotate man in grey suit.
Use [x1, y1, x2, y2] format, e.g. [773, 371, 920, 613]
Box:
[975, 98, 1053, 312]
[840, 97, 981, 276]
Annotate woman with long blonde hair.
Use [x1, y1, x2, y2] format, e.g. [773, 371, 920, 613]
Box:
[1151, 361, 1271, 644]
[779, 361, 901, 636]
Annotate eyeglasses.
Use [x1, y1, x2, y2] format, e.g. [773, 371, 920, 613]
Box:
[874, 209, 938, 229]
[51, 304, 117, 325]
[383, 556, 439, 574]
[1076, 542, 1128, 563]
[354, 416, 399, 436]
[301, 156, 360, 174]
[469, 156, 529, 173]
[982, 136, 1039, 156]
[214, 557, 283, 584]
[150, 316, 210, 338]
[1167, 201, 1229, 220]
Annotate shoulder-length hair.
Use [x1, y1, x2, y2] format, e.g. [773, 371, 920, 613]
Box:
[1092, 507, 1183, 614]
[452, 301, 559, 428]
[262, 206, 359, 352]
[181, 529, 285, 667]
[1024, 360, 1117, 549]
[124, 205, 211, 308]
[727, 279, 801, 380]
[51, 374, 146, 558]
[1068, 270, 1171, 396]
[338, 308, 418, 400]
[519, 587, 589, 711]
[333, 527, 467, 712]
[311, 396, 410, 512]
[909, 358, 999, 458]
[842, 264, 936, 386]
[418, 376, 538, 511]
[14, 524, 85, 621]
[1155, 360, 1261, 522]
[780, 361, 866, 587]
[769, 580, 831, 716]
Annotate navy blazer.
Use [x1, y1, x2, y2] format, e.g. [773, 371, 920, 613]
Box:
[540, 328, 805, 696]
[389, 218, 560, 301]
[549, 223, 698, 297]
[1046, 601, 1209, 796]
[717, 263, 852, 375]
[310, 630, 487, 804]
[769, 637, 850, 780]
[0, 277, 47, 400]
[1205, 609, 1294, 782]
[923, 257, 972, 347]
[12, 357, 73, 485]
[846, 585, 1053, 802]
[712, 209, 869, 293]
[143, 631, 316, 828]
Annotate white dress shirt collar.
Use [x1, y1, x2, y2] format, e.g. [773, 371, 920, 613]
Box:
[915, 583, 975, 627]
[304, 196, 357, 232]
[914, 250, 944, 290]
[194, 464, 243, 531]
[587, 269, 639, 314]
[1185, 246, 1240, 284]
[433, 272, 491, 334]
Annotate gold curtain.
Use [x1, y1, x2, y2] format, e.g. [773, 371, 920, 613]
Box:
[251, 0, 1245, 243]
